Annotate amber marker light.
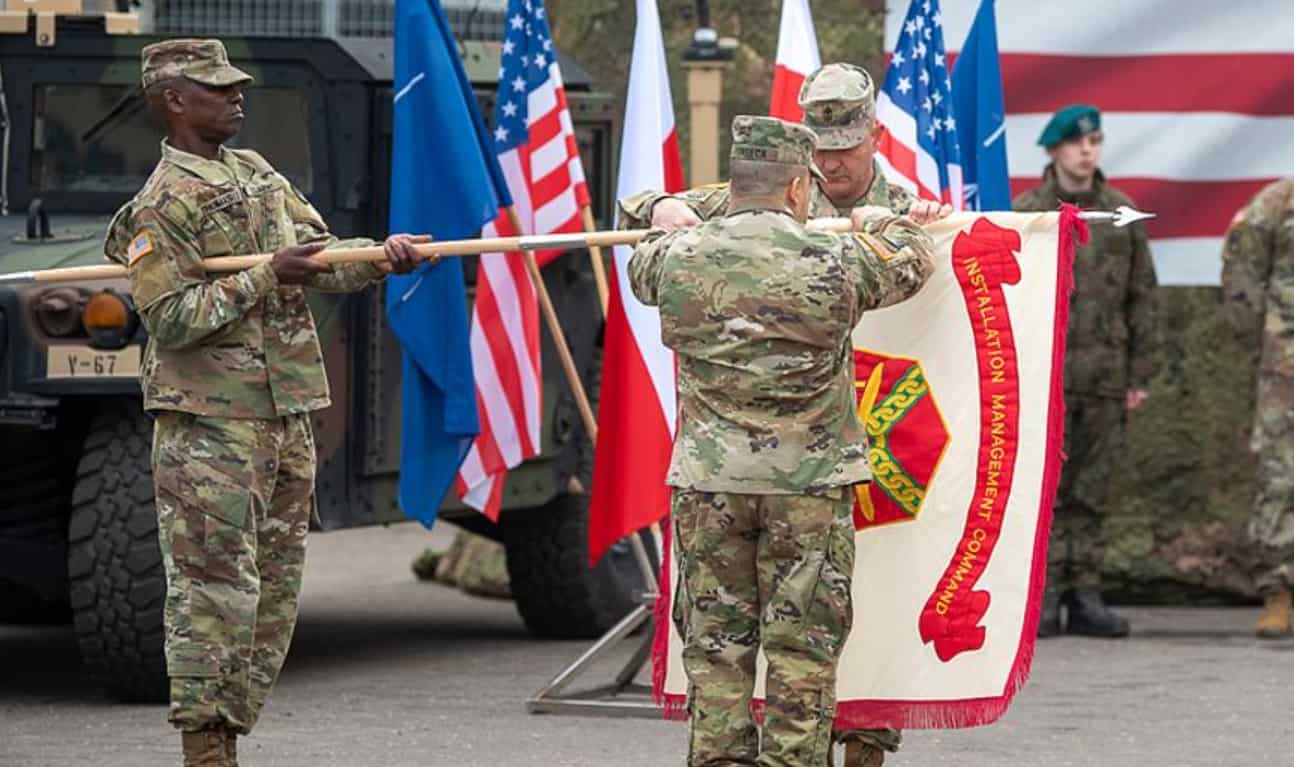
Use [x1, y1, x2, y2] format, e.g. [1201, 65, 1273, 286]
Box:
[81, 290, 139, 350]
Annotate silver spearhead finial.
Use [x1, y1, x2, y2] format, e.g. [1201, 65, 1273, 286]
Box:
[1079, 205, 1155, 228]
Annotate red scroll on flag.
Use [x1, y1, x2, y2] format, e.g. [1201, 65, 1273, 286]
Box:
[654, 208, 1085, 729]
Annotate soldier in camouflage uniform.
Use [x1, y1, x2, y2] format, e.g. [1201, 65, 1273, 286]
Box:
[630, 115, 934, 767]
[620, 64, 949, 233]
[622, 62, 929, 767]
[1013, 105, 1158, 639]
[1220, 178, 1294, 639]
[103, 40, 426, 766]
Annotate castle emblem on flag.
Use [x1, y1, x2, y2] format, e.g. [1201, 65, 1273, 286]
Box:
[852, 350, 950, 532]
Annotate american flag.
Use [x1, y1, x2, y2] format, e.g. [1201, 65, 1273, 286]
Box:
[455, 0, 591, 519]
[876, 0, 964, 210]
[899, 0, 1294, 285]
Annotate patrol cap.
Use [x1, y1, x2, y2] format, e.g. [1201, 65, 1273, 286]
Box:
[730, 115, 825, 182]
[1037, 104, 1101, 148]
[141, 39, 253, 90]
[797, 63, 876, 150]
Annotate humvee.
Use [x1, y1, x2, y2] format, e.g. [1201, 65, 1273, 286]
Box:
[0, 7, 647, 702]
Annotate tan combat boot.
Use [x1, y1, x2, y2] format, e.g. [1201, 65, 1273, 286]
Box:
[842, 740, 886, 767]
[1255, 588, 1292, 639]
[181, 729, 230, 767]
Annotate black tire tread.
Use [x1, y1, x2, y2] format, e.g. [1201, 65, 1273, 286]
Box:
[67, 401, 168, 703]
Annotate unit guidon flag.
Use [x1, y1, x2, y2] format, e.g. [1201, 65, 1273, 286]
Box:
[653, 208, 1085, 729]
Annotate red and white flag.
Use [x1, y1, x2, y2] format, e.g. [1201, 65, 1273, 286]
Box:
[587, 0, 685, 565]
[903, 0, 1294, 285]
[769, 0, 821, 122]
[456, 0, 590, 519]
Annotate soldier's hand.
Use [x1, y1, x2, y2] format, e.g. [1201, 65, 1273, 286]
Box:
[908, 200, 954, 225]
[380, 234, 434, 274]
[1125, 388, 1150, 413]
[849, 206, 892, 231]
[269, 242, 330, 285]
[651, 198, 702, 231]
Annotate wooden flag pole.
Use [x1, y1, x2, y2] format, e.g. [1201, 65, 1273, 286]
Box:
[579, 206, 611, 316]
[505, 207, 600, 444]
[0, 209, 1153, 286]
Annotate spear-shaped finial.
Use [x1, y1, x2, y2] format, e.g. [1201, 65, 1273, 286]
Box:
[1077, 205, 1155, 228]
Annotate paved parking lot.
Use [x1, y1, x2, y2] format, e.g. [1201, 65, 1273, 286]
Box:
[1, 522, 1289, 767]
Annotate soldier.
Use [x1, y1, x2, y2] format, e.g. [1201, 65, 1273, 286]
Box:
[630, 115, 934, 767]
[1013, 104, 1158, 639]
[621, 63, 951, 232]
[103, 40, 427, 766]
[622, 62, 933, 767]
[1220, 178, 1294, 640]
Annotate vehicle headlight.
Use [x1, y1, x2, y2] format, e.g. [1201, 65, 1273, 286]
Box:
[34, 288, 84, 337]
[82, 289, 139, 350]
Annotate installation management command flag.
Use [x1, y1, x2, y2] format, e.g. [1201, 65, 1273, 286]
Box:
[654, 208, 1086, 729]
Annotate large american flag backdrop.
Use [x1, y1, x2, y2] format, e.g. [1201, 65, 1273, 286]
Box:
[889, 0, 1294, 286]
[456, 0, 591, 518]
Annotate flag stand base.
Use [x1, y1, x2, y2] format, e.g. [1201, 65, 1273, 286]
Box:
[526, 534, 662, 718]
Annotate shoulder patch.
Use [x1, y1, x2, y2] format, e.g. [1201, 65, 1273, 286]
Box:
[127, 231, 155, 266]
[852, 231, 897, 262]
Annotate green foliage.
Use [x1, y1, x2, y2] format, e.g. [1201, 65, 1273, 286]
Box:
[1105, 288, 1260, 602]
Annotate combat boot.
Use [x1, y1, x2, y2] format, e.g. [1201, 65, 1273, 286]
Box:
[1037, 589, 1061, 638]
[1254, 588, 1292, 639]
[225, 731, 238, 767]
[1064, 589, 1129, 638]
[841, 740, 886, 767]
[181, 730, 230, 767]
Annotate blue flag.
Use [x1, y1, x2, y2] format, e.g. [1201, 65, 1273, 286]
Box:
[951, 0, 1011, 211]
[386, 0, 510, 527]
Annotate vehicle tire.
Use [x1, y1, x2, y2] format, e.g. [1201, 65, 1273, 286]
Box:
[0, 418, 82, 624]
[504, 495, 656, 639]
[502, 341, 659, 639]
[67, 400, 168, 703]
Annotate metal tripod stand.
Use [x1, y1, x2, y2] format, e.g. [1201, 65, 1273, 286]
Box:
[526, 532, 663, 717]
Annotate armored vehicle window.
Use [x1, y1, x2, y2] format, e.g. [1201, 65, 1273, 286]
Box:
[31, 85, 314, 195]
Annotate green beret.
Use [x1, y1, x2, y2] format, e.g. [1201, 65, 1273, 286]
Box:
[1037, 104, 1101, 148]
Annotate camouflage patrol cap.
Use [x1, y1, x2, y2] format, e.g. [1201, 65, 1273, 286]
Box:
[797, 63, 876, 150]
[730, 115, 824, 181]
[141, 39, 253, 90]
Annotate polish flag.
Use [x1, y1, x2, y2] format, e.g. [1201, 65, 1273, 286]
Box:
[769, 0, 822, 122]
[587, 0, 685, 566]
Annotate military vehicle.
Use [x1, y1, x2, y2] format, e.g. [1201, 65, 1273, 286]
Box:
[0, 5, 650, 702]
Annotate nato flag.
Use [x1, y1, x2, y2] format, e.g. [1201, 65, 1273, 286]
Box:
[385, 0, 510, 527]
[951, 0, 1011, 211]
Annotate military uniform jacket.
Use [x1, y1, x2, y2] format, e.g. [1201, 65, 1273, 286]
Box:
[618, 158, 916, 230]
[628, 206, 934, 494]
[1013, 166, 1158, 397]
[105, 142, 383, 418]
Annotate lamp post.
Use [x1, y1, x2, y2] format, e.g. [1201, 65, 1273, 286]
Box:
[681, 0, 734, 186]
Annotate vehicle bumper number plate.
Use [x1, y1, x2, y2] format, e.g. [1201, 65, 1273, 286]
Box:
[46, 344, 141, 378]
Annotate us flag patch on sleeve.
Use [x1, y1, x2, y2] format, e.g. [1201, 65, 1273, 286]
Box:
[127, 232, 154, 265]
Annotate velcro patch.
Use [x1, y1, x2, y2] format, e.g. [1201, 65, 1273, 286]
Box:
[199, 190, 241, 217]
[853, 231, 897, 262]
[127, 231, 155, 265]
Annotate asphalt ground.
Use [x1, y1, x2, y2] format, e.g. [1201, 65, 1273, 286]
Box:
[1, 522, 1290, 767]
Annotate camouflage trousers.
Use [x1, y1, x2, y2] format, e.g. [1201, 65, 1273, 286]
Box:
[153, 412, 316, 735]
[672, 488, 854, 767]
[1249, 384, 1294, 594]
[1049, 395, 1124, 591]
